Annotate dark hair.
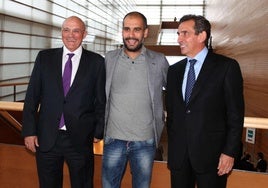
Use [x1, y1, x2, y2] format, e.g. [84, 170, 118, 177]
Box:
[179, 14, 211, 47]
[123, 11, 148, 29]
[258, 152, 264, 159]
[245, 154, 251, 160]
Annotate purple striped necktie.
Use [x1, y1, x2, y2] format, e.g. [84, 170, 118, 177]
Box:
[59, 53, 74, 128]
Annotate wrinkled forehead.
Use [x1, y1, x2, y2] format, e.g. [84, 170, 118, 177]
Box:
[62, 17, 85, 30]
[178, 20, 195, 31]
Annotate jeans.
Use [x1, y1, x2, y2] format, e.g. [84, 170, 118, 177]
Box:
[102, 137, 156, 188]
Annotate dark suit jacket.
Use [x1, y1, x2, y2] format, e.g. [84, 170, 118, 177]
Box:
[166, 52, 244, 173]
[256, 159, 267, 172]
[22, 47, 106, 153]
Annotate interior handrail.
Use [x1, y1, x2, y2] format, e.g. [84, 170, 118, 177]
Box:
[0, 82, 29, 101]
[0, 82, 29, 87]
[0, 101, 268, 129]
[244, 117, 268, 129]
[0, 110, 22, 133]
[0, 101, 24, 111]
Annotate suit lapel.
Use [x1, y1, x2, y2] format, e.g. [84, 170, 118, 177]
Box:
[105, 49, 121, 99]
[189, 52, 216, 103]
[176, 59, 187, 104]
[67, 49, 87, 96]
[54, 48, 64, 96]
[145, 50, 157, 100]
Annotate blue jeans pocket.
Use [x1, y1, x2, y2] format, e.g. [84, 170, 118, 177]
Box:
[145, 138, 155, 145]
[104, 136, 114, 145]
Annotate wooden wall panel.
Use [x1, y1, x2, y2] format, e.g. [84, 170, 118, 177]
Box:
[1, 144, 268, 188]
[206, 0, 268, 118]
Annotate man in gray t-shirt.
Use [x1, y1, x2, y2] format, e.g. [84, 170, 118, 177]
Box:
[102, 11, 169, 188]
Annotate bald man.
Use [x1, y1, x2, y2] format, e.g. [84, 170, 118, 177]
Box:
[22, 16, 106, 188]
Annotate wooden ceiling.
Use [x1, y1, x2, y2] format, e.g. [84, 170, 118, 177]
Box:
[146, 0, 268, 117]
[206, 0, 268, 117]
[206, 0, 268, 57]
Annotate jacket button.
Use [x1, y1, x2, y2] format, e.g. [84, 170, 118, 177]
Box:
[186, 110, 191, 114]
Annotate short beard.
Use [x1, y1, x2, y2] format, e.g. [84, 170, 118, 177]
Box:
[123, 40, 143, 52]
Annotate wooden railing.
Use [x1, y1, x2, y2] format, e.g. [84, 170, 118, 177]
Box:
[0, 101, 105, 154]
[0, 101, 268, 187]
[0, 143, 267, 188]
[1, 100, 268, 157]
[0, 82, 28, 101]
[1, 101, 268, 130]
[0, 101, 24, 111]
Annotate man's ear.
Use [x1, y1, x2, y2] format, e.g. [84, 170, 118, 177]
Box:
[83, 30, 88, 39]
[198, 31, 207, 44]
[144, 28, 149, 38]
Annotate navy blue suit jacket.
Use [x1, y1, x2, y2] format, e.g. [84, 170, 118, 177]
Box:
[166, 52, 244, 172]
[22, 47, 106, 153]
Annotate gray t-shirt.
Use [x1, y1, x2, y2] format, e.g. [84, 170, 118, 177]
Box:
[106, 52, 154, 141]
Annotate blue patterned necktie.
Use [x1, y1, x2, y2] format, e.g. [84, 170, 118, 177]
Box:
[59, 53, 74, 128]
[185, 59, 197, 105]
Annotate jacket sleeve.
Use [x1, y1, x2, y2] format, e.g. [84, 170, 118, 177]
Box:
[22, 52, 42, 137]
[223, 59, 245, 157]
[93, 57, 106, 139]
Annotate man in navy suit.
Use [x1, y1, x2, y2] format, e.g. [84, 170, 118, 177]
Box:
[166, 15, 244, 188]
[22, 16, 106, 188]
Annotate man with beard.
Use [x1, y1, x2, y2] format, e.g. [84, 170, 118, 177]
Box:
[102, 11, 169, 188]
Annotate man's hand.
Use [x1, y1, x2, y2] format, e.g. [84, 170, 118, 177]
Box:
[217, 153, 234, 176]
[93, 138, 101, 143]
[24, 136, 39, 153]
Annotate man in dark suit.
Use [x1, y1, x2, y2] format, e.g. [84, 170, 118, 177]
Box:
[166, 15, 244, 188]
[22, 16, 106, 188]
[256, 152, 267, 172]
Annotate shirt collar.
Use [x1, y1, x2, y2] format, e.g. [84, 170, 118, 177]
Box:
[121, 45, 146, 58]
[63, 46, 83, 57]
[187, 47, 208, 63]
